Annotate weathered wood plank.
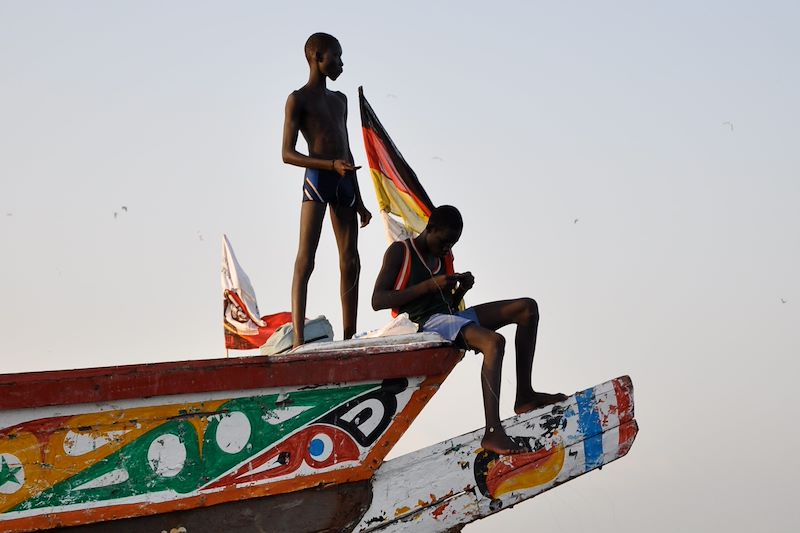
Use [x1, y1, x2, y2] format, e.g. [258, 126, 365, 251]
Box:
[354, 376, 637, 532]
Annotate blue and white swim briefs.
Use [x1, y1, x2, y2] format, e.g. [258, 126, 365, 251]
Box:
[303, 168, 356, 208]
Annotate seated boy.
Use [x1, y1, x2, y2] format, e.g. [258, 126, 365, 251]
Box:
[371, 205, 566, 455]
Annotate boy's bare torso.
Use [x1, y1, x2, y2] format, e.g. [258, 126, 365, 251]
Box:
[291, 87, 349, 161]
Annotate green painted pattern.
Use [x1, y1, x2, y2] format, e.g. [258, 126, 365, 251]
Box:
[0, 457, 23, 489]
[13, 383, 377, 511]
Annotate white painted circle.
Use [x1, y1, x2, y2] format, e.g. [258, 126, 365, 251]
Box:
[215, 411, 252, 454]
[308, 433, 334, 462]
[147, 434, 186, 478]
[0, 453, 25, 494]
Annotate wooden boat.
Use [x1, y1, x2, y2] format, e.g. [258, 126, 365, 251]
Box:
[0, 333, 637, 532]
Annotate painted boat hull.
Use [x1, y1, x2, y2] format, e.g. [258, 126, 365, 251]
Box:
[0, 336, 462, 532]
[354, 375, 637, 532]
[48, 376, 637, 533]
[1, 339, 637, 533]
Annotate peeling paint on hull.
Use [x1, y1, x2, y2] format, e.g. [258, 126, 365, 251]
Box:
[0, 340, 462, 532]
[0, 343, 637, 533]
[354, 376, 638, 532]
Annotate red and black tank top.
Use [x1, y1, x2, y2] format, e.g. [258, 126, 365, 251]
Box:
[392, 238, 456, 324]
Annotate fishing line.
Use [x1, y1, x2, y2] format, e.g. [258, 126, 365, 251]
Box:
[413, 237, 501, 405]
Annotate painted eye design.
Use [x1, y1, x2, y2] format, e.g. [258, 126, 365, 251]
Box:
[307, 433, 334, 463]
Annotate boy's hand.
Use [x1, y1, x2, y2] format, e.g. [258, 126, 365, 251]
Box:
[429, 274, 457, 293]
[454, 271, 475, 291]
[333, 159, 361, 177]
[357, 204, 372, 228]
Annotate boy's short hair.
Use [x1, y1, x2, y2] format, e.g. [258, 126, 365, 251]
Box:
[305, 33, 339, 62]
[428, 205, 463, 231]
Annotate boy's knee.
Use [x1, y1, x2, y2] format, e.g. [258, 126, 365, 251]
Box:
[481, 333, 505, 368]
[485, 332, 505, 357]
[294, 255, 315, 279]
[519, 297, 539, 325]
[340, 253, 360, 275]
[494, 332, 506, 353]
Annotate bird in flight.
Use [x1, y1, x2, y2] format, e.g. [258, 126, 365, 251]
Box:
[722, 121, 734, 131]
[780, 298, 788, 304]
[121, 206, 128, 212]
[573, 218, 579, 224]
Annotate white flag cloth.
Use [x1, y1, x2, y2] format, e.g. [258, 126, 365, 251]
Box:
[221, 235, 265, 329]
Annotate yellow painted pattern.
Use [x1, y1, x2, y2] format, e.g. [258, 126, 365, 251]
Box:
[0, 433, 51, 514]
[0, 399, 226, 513]
[491, 444, 565, 498]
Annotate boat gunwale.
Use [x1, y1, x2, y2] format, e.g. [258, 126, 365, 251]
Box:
[0, 344, 463, 411]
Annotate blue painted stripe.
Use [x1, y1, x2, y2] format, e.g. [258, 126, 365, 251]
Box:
[575, 388, 604, 471]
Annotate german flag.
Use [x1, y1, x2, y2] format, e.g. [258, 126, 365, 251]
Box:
[359, 86, 434, 241]
[360, 87, 462, 310]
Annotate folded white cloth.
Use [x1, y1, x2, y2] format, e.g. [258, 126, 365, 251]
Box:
[355, 313, 419, 339]
[260, 315, 334, 355]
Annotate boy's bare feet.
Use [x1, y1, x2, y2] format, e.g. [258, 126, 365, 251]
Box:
[514, 391, 568, 414]
[481, 428, 527, 455]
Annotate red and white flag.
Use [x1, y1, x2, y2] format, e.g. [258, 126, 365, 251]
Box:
[221, 235, 291, 350]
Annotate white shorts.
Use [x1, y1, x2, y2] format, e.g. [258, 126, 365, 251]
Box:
[420, 307, 479, 342]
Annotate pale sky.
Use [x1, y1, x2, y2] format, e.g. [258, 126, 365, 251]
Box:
[1, 1, 799, 531]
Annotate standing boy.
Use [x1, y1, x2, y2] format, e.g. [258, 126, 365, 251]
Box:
[282, 33, 372, 348]
[372, 205, 566, 455]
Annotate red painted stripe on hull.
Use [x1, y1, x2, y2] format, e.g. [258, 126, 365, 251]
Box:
[612, 376, 637, 455]
[0, 347, 463, 410]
